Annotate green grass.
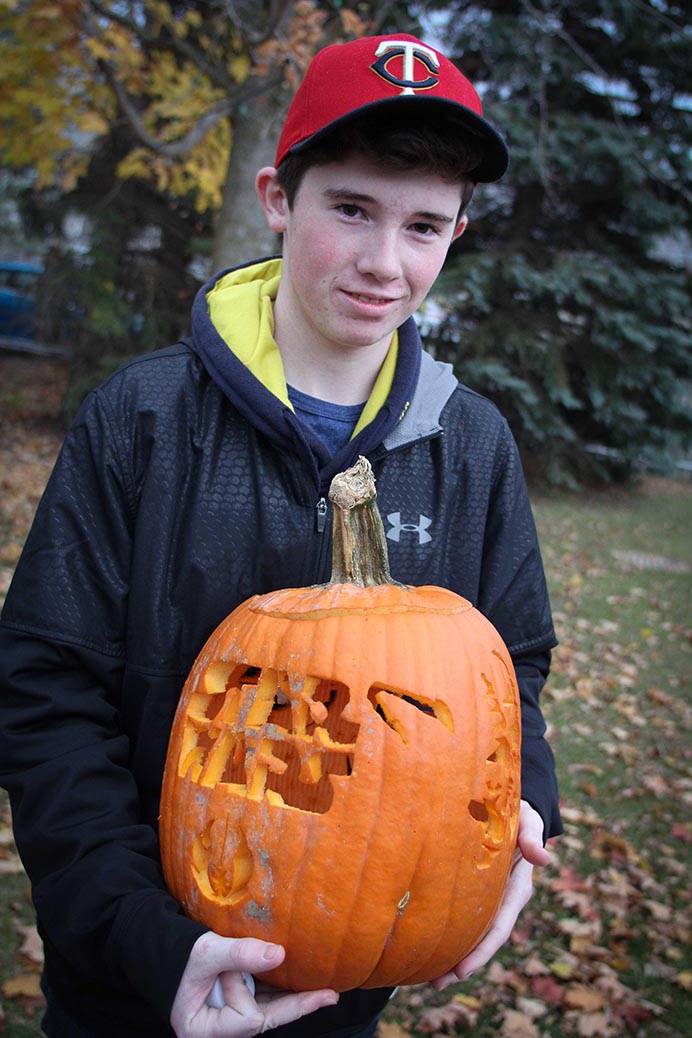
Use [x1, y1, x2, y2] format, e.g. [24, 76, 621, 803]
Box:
[1, 477, 690, 1037]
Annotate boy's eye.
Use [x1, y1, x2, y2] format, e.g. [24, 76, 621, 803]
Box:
[411, 222, 439, 236]
[337, 203, 363, 218]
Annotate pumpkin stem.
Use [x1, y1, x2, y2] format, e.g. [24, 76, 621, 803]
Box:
[328, 457, 403, 587]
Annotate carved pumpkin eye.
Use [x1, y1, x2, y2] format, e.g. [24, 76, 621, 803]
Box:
[160, 459, 521, 993]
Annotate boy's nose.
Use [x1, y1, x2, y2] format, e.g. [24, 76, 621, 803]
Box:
[356, 230, 403, 282]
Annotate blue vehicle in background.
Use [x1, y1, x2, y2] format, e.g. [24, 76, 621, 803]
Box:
[0, 261, 43, 341]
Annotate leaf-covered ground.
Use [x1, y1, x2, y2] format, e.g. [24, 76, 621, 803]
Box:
[0, 355, 690, 1037]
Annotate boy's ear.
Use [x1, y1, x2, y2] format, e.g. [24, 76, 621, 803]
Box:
[452, 214, 469, 241]
[256, 166, 289, 233]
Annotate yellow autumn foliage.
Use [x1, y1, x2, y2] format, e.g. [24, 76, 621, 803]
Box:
[0, 0, 364, 213]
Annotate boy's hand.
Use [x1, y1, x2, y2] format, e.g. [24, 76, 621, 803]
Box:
[170, 932, 338, 1037]
[431, 800, 551, 991]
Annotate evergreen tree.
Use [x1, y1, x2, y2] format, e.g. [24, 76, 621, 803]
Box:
[425, 0, 691, 484]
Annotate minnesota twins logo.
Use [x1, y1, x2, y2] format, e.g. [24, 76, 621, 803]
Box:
[370, 40, 441, 96]
[386, 512, 433, 545]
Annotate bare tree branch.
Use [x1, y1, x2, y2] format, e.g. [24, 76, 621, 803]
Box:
[224, 0, 294, 44]
[105, 68, 234, 157]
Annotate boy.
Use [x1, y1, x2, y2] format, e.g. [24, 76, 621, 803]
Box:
[0, 33, 561, 1038]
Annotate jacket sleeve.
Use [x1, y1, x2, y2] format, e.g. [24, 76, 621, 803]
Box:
[0, 389, 207, 1023]
[513, 650, 563, 841]
[477, 418, 562, 841]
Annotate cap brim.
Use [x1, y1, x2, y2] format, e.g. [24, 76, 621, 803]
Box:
[287, 96, 509, 183]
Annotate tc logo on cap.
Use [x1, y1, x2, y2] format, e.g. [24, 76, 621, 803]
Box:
[370, 40, 441, 95]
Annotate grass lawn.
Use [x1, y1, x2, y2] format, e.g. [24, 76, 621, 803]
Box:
[0, 357, 690, 1036]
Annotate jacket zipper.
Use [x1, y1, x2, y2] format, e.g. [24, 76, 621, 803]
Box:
[315, 496, 328, 533]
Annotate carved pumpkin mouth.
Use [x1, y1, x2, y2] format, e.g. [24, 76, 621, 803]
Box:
[178, 664, 359, 815]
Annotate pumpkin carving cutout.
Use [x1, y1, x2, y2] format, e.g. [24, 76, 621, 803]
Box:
[159, 457, 521, 992]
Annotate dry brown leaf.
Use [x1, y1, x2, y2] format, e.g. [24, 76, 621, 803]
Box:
[500, 1008, 538, 1038]
[376, 1021, 412, 1038]
[574, 1010, 614, 1037]
[515, 996, 548, 1019]
[0, 853, 25, 874]
[676, 970, 692, 991]
[523, 955, 550, 977]
[560, 805, 603, 828]
[564, 984, 607, 1012]
[590, 831, 640, 863]
[2, 971, 43, 999]
[417, 1000, 475, 1033]
[15, 921, 44, 967]
[641, 772, 669, 797]
[643, 898, 672, 922]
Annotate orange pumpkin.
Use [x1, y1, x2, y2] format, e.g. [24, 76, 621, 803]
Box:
[159, 457, 521, 992]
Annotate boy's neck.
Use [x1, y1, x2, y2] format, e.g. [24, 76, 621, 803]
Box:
[273, 306, 392, 406]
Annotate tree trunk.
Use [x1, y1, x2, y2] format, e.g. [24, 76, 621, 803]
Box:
[210, 80, 289, 273]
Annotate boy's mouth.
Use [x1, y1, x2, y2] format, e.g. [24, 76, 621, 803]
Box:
[345, 290, 398, 306]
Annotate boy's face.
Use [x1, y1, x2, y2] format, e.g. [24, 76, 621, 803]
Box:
[263, 153, 467, 360]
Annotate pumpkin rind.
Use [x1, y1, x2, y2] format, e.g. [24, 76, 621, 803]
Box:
[159, 459, 521, 992]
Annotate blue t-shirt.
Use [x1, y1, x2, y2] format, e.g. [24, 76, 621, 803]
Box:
[287, 385, 366, 456]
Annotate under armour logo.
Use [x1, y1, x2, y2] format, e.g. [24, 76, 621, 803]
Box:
[386, 512, 432, 544]
[370, 40, 440, 96]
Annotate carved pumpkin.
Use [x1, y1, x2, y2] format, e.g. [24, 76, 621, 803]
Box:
[159, 457, 521, 992]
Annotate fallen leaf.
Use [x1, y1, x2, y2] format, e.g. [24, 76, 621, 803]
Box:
[453, 993, 482, 1011]
[417, 1001, 476, 1033]
[15, 921, 44, 967]
[575, 1011, 614, 1037]
[550, 960, 578, 980]
[641, 773, 669, 797]
[0, 853, 25, 874]
[530, 974, 565, 1006]
[376, 1022, 412, 1038]
[2, 972, 43, 999]
[515, 996, 548, 1019]
[564, 984, 606, 1012]
[501, 1008, 538, 1037]
[590, 831, 640, 863]
[522, 956, 550, 977]
[676, 970, 692, 991]
[643, 899, 672, 922]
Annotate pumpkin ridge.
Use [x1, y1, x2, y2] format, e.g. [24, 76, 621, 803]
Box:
[393, 713, 471, 987]
[364, 615, 459, 987]
[347, 700, 393, 990]
[365, 786, 431, 985]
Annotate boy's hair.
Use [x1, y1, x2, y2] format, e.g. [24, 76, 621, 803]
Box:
[276, 112, 482, 219]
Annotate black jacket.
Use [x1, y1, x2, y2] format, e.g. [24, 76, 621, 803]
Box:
[0, 261, 560, 1037]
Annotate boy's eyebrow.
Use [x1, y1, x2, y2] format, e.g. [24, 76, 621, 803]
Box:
[322, 187, 455, 224]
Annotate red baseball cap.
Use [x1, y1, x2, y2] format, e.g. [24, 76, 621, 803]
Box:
[275, 34, 509, 182]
